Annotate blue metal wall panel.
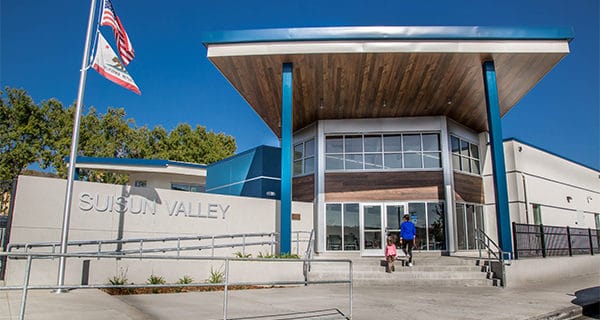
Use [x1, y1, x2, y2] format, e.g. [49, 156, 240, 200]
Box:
[206, 146, 282, 200]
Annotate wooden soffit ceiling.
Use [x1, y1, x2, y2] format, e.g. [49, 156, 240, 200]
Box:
[203, 27, 572, 136]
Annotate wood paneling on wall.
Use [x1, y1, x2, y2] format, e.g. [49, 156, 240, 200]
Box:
[293, 174, 315, 202]
[453, 172, 484, 203]
[325, 171, 444, 202]
[210, 51, 566, 137]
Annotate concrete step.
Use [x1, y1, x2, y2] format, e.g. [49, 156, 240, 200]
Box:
[351, 278, 497, 287]
[308, 255, 498, 287]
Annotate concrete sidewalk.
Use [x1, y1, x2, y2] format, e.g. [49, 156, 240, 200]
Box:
[1, 274, 598, 319]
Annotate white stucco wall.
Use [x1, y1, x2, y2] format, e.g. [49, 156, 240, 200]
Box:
[5, 175, 313, 285]
[483, 140, 600, 230]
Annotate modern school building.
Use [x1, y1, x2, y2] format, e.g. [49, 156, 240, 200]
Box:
[201, 26, 599, 257]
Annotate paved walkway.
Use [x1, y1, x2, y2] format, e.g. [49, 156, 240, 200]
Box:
[1, 274, 598, 319]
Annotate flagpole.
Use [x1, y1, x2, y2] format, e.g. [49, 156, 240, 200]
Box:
[56, 0, 98, 293]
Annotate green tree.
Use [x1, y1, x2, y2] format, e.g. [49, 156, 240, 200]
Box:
[2, 87, 237, 182]
[0, 88, 45, 181]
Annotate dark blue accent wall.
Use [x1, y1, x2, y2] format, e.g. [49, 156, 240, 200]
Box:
[206, 145, 281, 199]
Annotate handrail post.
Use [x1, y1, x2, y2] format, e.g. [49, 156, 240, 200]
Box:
[242, 234, 246, 256]
[223, 259, 230, 320]
[349, 260, 353, 319]
[19, 255, 33, 320]
[97, 241, 102, 259]
[539, 224, 546, 258]
[212, 236, 215, 257]
[139, 240, 144, 259]
[588, 228, 594, 256]
[512, 222, 519, 260]
[566, 226, 572, 256]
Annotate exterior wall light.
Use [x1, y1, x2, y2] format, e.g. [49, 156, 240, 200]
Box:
[566, 196, 573, 203]
[266, 191, 276, 197]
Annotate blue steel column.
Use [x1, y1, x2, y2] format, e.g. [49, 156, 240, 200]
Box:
[280, 63, 293, 254]
[482, 61, 512, 255]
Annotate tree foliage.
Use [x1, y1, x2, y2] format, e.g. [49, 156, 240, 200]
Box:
[0, 87, 237, 183]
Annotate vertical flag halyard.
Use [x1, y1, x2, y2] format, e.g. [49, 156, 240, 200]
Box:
[100, 0, 135, 65]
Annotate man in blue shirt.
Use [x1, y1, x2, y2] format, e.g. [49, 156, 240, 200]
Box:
[400, 214, 416, 267]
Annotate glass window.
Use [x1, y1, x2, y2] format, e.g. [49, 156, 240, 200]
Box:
[403, 134, 421, 151]
[304, 156, 314, 173]
[408, 203, 427, 250]
[343, 204, 360, 251]
[345, 154, 363, 169]
[171, 183, 204, 193]
[345, 135, 363, 153]
[305, 139, 315, 157]
[171, 183, 190, 191]
[452, 154, 461, 170]
[460, 140, 470, 156]
[427, 202, 446, 250]
[451, 136, 460, 153]
[422, 134, 440, 151]
[384, 135, 402, 152]
[293, 160, 303, 175]
[325, 133, 441, 172]
[326, 136, 343, 153]
[384, 153, 403, 169]
[466, 204, 476, 249]
[451, 135, 481, 175]
[423, 152, 441, 168]
[364, 153, 383, 170]
[470, 144, 479, 160]
[326, 154, 343, 170]
[404, 152, 422, 168]
[471, 159, 480, 174]
[456, 203, 467, 250]
[293, 143, 303, 160]
[293, 138, 315, 176]
[326, 204, 343, 251]
[364, 135, 382, 152]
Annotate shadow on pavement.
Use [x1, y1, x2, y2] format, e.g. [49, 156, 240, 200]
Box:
[571, 286, 600, 318]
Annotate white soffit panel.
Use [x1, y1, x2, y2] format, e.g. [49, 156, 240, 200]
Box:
[207, 40, 570, 57]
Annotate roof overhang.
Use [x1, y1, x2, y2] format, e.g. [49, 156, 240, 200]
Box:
[202, 26, 573, 136]
[72, 157, 207, 177]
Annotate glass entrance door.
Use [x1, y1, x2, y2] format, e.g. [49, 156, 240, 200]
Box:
[361, 204, 383, 256]
[361, 203, 406, 256]
[385, 204, 405, 247]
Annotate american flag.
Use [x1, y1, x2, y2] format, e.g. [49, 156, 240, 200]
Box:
[100, 0, 135, 65]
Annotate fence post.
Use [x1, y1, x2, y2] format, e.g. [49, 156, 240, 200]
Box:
[566, 226, 572, 256]
[539, 224, 546, 258]
[512, 222, 519, 260]
[588, 228, 594, 256]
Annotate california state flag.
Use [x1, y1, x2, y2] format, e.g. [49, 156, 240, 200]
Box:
[92, 33, 141, 95]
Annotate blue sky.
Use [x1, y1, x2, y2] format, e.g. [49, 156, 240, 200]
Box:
[1, 0, 598, 170]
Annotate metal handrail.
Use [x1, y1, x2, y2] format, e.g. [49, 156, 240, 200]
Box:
[7, 232, 279, 258]
[303, 229, 315, 284]
[0, 251, 353, 320]
[474, 228, 511, 287]
[293, 230, 312, 256]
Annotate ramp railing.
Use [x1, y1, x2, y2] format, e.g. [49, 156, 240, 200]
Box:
[0, 251, 353, 320]
[7, 232, 278, 258]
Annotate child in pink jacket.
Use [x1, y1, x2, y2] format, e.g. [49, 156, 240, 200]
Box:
[385, 236, 397, 273]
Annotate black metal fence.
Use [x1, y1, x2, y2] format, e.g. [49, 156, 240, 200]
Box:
[512, 222, 599, 259]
